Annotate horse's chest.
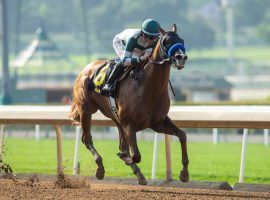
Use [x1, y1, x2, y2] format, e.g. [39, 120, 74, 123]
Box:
[118, 81, 170, 129]
[129, 110, 153, 127]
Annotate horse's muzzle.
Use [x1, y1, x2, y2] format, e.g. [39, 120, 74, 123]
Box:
[173, 53, 187, 70]
[175, 54, 188, 60]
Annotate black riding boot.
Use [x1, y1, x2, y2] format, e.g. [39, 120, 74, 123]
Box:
[103, 62, 124, 95]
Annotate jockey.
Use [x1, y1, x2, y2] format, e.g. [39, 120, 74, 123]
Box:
[103, 19, 161, 95]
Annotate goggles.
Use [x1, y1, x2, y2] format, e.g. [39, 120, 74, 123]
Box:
[143, 33, 159, 40]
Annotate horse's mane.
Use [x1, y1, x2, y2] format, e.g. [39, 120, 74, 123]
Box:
[151, 39, 162, 60]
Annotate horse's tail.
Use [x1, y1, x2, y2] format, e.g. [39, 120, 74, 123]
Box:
[68, 73, 83, 125]
[69, 60, 105, 125]
[69, 99, 80, 125]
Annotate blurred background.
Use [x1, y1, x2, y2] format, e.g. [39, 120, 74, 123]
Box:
[1, 0, 270, 105]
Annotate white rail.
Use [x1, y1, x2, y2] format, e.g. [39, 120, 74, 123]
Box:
[0, 105, 269, 182]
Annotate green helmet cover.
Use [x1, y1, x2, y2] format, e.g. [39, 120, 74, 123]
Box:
[141, 19, 160, 36]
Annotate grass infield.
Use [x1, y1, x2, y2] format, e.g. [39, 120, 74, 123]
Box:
[2, 138, 270, 185]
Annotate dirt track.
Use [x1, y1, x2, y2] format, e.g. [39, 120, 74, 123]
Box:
[0, 174, 270, 200]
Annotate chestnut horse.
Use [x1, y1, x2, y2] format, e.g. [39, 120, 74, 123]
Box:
[69, 24, 189, 185]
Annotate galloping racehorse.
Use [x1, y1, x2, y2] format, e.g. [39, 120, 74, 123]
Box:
[69, 24, 189, 185]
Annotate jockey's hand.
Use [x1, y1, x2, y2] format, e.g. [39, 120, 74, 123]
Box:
[140, 51, 152, 61]
[145, 48, 153, 53]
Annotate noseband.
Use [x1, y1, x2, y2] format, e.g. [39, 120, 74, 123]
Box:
[149, 32, 186, 65]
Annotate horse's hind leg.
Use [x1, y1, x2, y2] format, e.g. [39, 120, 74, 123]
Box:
[80, 107, 105, 180]
[151, 116, 189, 182]
[117, 125, 147, 185]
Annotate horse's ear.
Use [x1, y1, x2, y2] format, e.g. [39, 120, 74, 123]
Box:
[158, 25, 166, 36]
[172, 24, 177, 32]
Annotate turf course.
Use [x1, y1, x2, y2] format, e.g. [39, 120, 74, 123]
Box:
[2, 138, 270, 185]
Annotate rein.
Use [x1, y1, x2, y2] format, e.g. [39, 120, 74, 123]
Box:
[148, 57, 172, 65]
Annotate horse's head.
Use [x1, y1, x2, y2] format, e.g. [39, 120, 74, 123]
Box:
[150, 24, 187, 70]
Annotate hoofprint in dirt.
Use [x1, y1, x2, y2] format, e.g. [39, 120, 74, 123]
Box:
[0, 175, 270, 200]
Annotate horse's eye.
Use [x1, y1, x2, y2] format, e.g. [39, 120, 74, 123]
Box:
[165, 39, 173, 48]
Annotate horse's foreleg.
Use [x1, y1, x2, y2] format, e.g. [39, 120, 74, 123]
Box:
[117, 150, 147, 185]
[81, 111, 105, 180]
[117, 126, 147, 185]
[123, 126, 141, 163]
[151, 116, 189, 182]
[117, 126, 132, 165]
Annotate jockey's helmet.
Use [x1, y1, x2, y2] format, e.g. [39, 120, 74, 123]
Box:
[141, 19, 160, 39]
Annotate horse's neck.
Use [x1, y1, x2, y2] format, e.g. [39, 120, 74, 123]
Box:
[143, 47, 170, 97]
[144, 62, 170, 91]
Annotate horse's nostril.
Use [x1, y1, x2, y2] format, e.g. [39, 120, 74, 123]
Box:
[184, 55, 188, 60]
[175, 55, 183, 59]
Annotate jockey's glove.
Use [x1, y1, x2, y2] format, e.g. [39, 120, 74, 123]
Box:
[140, 51, 151, 61]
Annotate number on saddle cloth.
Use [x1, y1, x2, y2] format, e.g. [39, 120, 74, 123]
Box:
[88, 60, 116, 94]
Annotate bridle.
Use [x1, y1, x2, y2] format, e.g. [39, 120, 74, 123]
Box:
[149, 31, 187, 67]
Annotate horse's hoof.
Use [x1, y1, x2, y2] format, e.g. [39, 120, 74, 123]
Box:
[138, 177, 147, 185]
[132, 155, 141, 163]
[179, 170, 189, 182]
[95, 167, 105, 180]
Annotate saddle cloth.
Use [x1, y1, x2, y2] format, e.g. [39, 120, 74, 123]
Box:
[88, 60, 116, 96]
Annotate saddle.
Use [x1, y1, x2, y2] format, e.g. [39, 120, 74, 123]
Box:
[88, 59, 147, 97]
[88, 60, 115, 95]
